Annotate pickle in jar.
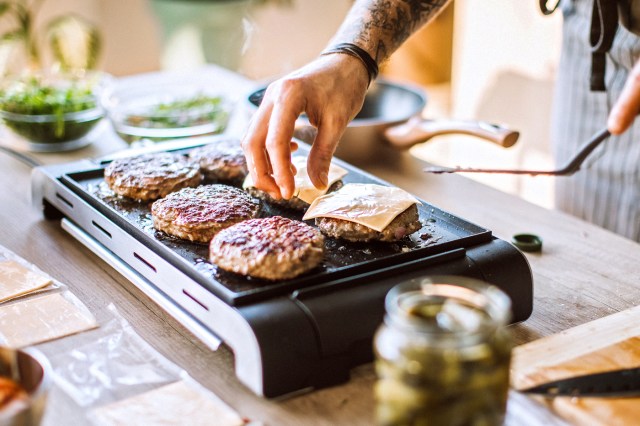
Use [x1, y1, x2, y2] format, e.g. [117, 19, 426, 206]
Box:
[374, 277, 513, 426]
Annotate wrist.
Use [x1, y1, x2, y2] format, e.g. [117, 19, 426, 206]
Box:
[321, 42, 379, 86]
[314, 53, 371, 91]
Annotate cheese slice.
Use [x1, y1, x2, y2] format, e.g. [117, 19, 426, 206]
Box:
[90, 380, 245, 426]
[0, 260, 53, 303]
[243, 156, 348, 204]
[302, 183, 420, 232]
[0, 292, 97, 348]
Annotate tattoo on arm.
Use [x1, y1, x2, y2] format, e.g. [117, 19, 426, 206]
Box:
[334, 0, 450, 64]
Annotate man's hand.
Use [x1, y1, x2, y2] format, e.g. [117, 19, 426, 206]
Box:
[241, 53, 369, 200]
[608, 59, 640, 134]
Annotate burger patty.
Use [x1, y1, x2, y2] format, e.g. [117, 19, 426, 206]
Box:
[152, 184, 261, 243]
[104, 153, 202, 201]
[246, 180, 344, 211]
[209, 216, 325, 280]
[315, 204, 421, 242]
[189, 139, 248, 183]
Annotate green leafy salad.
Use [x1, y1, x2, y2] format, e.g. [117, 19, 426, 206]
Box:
[0, 77, 102, 143]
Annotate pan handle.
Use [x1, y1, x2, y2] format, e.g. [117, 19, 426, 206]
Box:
[384, 116, 520, 149]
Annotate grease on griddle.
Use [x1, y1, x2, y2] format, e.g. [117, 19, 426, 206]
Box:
[79, 154, 474, 297]
[88, 181, 153, 216]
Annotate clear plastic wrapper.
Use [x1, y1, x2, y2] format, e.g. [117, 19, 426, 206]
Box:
[49, 304, 181, 407]
[88, 375, 246, 426]
[46, 304, 249, 425]
[0, 244, 62, 304]
[0, 244, 247, 423]
[0, 291, 98, 348]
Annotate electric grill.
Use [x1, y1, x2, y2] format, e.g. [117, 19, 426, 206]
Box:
[31, 135, 533, 398]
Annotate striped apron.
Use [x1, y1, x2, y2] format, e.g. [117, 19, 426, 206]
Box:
[550, 0, 640, 241]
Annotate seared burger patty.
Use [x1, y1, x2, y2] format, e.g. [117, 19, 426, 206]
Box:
[209, 216, 325, 280]
[152, 184, 260, 243]
[315, 204, 421, 242]
[189, 139, 248, 183]
[246, 180, 344, 211]
[104, 153, 202, 201]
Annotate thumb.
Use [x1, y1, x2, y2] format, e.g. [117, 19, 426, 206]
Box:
[609, 60, 640, 134]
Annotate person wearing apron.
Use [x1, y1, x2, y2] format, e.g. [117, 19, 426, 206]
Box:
[546, 0, 640, 241]
[242, 0, 640, 241]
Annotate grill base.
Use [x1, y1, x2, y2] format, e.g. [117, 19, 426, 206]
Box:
[31, 137, 533, 397]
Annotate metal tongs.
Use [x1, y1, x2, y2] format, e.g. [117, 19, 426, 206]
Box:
[424, 128, 611, 176]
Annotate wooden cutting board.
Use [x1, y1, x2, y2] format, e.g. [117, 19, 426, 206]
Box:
[511, 305, 640, 426]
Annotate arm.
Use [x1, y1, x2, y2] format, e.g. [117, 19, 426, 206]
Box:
[608, 59, 640, 134]
[242, 0, 451, 199]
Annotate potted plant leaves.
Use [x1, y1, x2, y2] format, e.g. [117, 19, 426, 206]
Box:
[0, 0, 106, 151]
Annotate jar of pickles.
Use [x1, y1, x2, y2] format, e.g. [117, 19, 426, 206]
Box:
[374, 276, 513, 426]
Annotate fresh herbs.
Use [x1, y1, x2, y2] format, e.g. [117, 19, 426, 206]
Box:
[125, 94, 227, 129]
[0, 77, 102, 143]
[0, 78, 96, 115]
[117, 93, 230, 145]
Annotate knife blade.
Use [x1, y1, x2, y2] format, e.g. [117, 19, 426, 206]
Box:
[519, 367, 640, 398]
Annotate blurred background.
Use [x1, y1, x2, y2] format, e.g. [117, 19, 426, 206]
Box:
[0, 0, 563, 208]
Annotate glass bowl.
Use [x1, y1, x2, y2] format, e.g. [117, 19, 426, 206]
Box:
[0, 346, 52, 425]
[0, 106, 104, 151]
[0, 73, 108, 152]
[103, 83, 233, 147]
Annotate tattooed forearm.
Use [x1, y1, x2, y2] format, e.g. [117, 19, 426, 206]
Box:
[331, 0, 451, 64]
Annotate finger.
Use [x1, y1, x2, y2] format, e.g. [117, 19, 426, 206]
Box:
[308, 122, 342, 189]
[242, 105, 282, 199]
[258, 148, 281, 199]
[608, 61, 640, 134]
[266, 104, 299, 200]
[290, 141, 299, 152]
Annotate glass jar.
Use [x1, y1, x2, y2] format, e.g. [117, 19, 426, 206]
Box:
[374, 276, 513, 426]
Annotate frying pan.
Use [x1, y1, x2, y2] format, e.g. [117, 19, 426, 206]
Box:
[247, 79, 519, 167]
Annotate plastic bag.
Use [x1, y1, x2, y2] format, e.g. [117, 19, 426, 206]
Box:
[46, 304, 250, 425]
[0, 244, 62, 305]
[0, 290, 97, 348]
[49, 304, 181, 408]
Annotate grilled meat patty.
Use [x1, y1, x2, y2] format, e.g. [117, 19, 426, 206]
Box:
[152, 184, 260, 243]
[315, 204, 421, 242]
[246, 180, 344, 211]
[209, 216, 325, 280]
[104, 152, 202, 201]
[188, 139, 248, 183]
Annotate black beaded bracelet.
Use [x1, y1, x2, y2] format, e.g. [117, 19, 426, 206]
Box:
[321, 42, 379, 86]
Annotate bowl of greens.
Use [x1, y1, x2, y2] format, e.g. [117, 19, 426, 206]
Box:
[104, 83, 233, 146]
[0, 75, 106, 151]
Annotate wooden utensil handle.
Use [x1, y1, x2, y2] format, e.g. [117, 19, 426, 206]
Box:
[385, 116, 520, 149]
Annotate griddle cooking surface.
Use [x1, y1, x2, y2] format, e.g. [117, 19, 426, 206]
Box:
[61, 143, 492, 305]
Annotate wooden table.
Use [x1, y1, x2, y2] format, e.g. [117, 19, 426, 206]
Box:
[1, 66, 639, 425]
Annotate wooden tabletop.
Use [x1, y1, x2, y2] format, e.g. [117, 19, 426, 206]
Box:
[1, 66, 639, 425]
